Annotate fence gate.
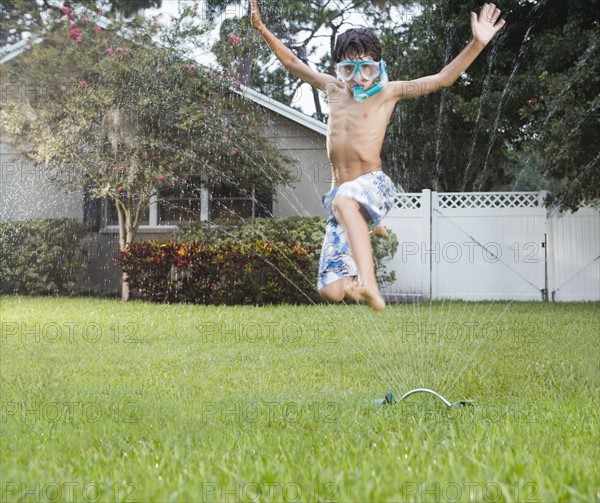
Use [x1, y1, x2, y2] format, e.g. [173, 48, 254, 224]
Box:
[430, 192, 546, 300]
[546, 206, 600, 301]
[382, 191, 599, 302]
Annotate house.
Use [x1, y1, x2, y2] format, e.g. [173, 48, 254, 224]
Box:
[1, 37, 331, 294]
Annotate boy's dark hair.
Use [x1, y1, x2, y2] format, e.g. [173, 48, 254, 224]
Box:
[333, 28, 382, 63]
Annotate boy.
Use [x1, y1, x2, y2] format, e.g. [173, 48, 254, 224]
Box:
[251, 1, 505, 311]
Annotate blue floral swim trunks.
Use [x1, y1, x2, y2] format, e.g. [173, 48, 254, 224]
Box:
[317, 170, 397, 290]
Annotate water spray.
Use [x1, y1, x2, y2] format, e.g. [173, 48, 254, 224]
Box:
[374, 389, 474, 408]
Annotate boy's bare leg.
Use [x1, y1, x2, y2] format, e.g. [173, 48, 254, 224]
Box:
[319, 277, 374, 304]
[333, 196, 385, 311]
[319, 277, 355, 303]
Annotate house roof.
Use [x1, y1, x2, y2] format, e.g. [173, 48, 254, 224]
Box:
[0, 7, 327, 137]
[234, 85, 327, 136]
[0, 37, 44, 65]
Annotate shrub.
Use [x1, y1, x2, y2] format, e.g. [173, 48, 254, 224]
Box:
[173, 216, 326, 246]
[175, 217, 397, 288]
[0, 218, 89, 295]
[116, 217, 397, 305]
[115, 239, 320, 305]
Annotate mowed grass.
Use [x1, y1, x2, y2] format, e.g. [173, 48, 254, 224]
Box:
[1, 296, 598, 503]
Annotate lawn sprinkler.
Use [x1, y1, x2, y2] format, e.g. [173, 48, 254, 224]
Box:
[373, 389, 474, 408]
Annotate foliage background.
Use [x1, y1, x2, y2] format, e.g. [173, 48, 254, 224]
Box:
[209, 0, 600, 209]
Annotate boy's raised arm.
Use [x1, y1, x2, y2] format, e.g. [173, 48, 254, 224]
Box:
[389, 3, 506, 100]
[251, 0, 339, 93]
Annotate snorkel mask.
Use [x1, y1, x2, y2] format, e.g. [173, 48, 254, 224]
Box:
[335, 59, 389, 103]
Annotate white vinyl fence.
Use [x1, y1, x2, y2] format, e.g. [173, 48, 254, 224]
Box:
[382, 190, 600, 302]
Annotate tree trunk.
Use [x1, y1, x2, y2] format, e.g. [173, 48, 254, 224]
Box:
[116, 198, 131, 301]
[122, 212, 136, 301]
[121, 271, 130, 301]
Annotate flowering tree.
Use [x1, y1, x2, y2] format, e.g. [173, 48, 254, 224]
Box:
[1, 5, 294, 299]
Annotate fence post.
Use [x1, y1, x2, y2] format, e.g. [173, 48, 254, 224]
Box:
[200, 186, 210, 221]
[421, 189, 432, 300]
[540, 190, 550, 301]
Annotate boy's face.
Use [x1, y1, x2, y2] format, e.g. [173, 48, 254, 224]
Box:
[338, 53, 379, 90]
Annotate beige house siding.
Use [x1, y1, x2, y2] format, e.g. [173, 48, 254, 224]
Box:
[0, 140, 83, 222]
[257, 113, 330, 218]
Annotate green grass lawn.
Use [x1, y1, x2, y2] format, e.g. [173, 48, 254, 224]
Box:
[1, 296, 598, 502]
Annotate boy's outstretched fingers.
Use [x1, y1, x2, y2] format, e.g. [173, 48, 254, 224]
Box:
[471, 3, 506, 45]
[250, 0, 263, 29]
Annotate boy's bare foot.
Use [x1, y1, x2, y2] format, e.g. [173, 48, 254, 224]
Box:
[344, 280, 385, 311]
[372, 224, 389, 238]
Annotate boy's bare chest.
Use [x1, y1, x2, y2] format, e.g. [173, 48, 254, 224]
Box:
[328, 97, 393, 139]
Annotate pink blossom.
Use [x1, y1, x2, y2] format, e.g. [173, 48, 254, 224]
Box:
[78, 80, 87, 88]
[60, 6, 74, 20]
[81, 17, 89, 24]
[228, 34, 241, 47]
[222, 135, 229, 143]
[104, 48, 113, 56]
[156, 175, 166, 182]
[156, 68, 164, 75]
[231, 149, 238, 156]
[95, 26, 103, 34]
[69, 23, 83, 43]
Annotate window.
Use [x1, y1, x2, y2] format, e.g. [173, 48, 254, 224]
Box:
[158, 176, 204, 225]
[100, 180, 271, 229]
[210, 184, 272, 221]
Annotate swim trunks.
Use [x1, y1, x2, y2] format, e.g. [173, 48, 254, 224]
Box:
[317, 171, 397, 290]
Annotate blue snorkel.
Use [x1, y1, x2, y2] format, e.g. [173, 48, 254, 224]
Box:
[353, 60, 388, 103]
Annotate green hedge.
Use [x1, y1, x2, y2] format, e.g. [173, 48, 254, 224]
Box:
[0, 219, 89, 295]
[175, 217, 398, 289]
[115, 217, 397, 305]
[115, 239, 320, 305]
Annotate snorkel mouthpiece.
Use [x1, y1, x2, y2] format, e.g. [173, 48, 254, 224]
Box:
[354, 83, 384, 102]
[353, 60, 388, 103]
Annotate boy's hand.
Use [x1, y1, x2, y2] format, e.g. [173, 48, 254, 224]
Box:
[471, 3, 505, 45]
[250, 0, 264, 30]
